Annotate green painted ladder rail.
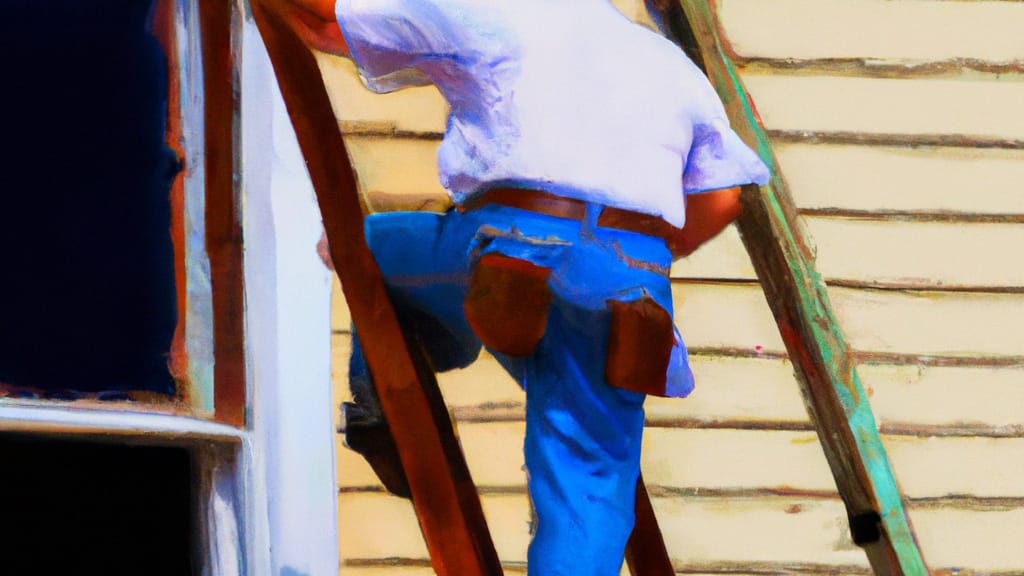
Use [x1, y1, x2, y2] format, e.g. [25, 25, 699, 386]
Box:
[655, 1, 932, 574]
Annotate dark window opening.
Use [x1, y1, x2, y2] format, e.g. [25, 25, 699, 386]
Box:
[0, 434, 195, 575]
[0, 0, 179, 396]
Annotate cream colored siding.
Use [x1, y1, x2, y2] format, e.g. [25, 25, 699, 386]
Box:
[674, 219, 1024, 287]
[743, 74, 1024, 142]
[336, 493, 1024, 572]
[337, 565, 438, 569]
[318, 56, 448, 135]
[338, 420, 1024, 501]
[719, 0, 1024, 65]
[776, 143, 1024, 215]
[341, 137, 450, 212]
[676, 284, 1024, 357]
[328, 0, 1024, 573]
[363, 351, 1024, 435]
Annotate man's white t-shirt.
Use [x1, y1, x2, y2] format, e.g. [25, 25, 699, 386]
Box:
[335, 0, 769, 228]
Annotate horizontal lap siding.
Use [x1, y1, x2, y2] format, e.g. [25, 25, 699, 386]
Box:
[322, 138, 1024, 216]
[713, 1, 1024, 572]
[339, 421, 1024, 501]
[317, 56, 447, 135]
[673, 219, 1024, 288]
[329, 0, 1024, 573]
[335, 328, 1024, 433]
[719, 0, 1024, 64]
[673, 284, 1024, 357]
[774, 144, 1024, 216]
[338, 493, 1024, 572]
[742, 74, 1024, 143]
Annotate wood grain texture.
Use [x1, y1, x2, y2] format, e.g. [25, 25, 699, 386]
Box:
[153, 0, 190, 397]
[199, 0, 246, 427]
[250, 5, 502, 575]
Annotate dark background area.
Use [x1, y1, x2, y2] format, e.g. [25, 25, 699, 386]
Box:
[0, 435, 194, 574]
[0, 0, 179, 395]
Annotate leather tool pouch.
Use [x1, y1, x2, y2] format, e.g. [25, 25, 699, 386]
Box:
[464, 253, 553, 357]
[605, 296, 673, 396]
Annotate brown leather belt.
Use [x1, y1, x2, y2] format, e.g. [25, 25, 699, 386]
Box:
[459, 187, 679, 242]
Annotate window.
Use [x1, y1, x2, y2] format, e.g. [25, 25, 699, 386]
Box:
[1, 0, 180, 398]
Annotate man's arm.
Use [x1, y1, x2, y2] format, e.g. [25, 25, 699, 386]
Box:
[669, 186, 742, 258]
[264, 0, 350, 57]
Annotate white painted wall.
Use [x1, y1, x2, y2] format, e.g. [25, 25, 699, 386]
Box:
[242, 15, 339, 576]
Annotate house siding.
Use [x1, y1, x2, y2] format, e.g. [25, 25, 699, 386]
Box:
[329, 0, 1024, 573]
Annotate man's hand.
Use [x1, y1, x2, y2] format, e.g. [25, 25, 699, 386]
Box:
[317, 230, 335, 271]
[261, 0, 350, 57]
[669, 186, 743, 258]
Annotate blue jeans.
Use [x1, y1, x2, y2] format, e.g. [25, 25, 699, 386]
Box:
[350, 203, 693, 575]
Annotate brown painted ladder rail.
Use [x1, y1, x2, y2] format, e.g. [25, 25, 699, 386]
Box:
[251, 3, 504, 574]
[250, 0, 930, 573]
[250, 2, 671, 573]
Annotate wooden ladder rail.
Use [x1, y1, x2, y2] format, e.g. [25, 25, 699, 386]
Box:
[199, 0, 248, 427]
[249, 4, 502, 574]
[653, 2, 932, 574]
[249, 3, 676, 574]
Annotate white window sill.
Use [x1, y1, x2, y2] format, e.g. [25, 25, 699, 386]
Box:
[0, 400, 245, 445]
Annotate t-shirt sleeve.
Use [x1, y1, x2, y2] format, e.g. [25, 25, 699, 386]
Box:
[334, 0, 444, 93]
[676, 57, 771, 195]
[682, 117, 770, 195]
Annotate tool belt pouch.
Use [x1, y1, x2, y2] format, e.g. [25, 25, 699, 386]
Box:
[464, 252, 553, 358]
[605, 296, 673, 396]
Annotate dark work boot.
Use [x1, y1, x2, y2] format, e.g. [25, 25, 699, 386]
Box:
[342, 404, 411, 499]
[343, 339, 411, 499]
[344, 306, 480, 500]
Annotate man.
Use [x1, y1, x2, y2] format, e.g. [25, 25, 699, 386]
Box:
[273, 1, 769, 573]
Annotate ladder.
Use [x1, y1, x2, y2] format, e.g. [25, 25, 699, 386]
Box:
[249, 1, 931, 574]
